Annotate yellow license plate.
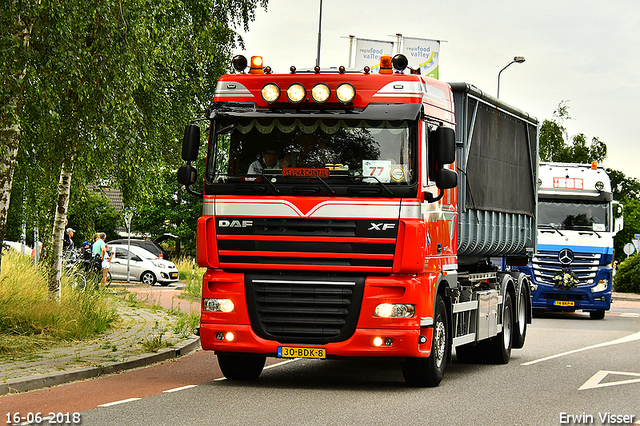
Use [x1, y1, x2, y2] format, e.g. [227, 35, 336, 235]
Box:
[554, 301, 575, 307]
[278, 347, 326, 359]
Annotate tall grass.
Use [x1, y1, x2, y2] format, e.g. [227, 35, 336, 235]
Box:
[0, 250, 118, 357]
[174, 256, 204, 299]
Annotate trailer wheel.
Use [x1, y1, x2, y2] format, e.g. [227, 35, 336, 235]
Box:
[512, 273, 530, 349]
[217, 353, 266, 380]
[482, 291, 513, 364]
[402, 294, 449, 387]
[589, 310, 605, 320]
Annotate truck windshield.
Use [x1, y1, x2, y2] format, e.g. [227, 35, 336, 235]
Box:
[538, 200, 609, 232]
[207, 116, 416, 189]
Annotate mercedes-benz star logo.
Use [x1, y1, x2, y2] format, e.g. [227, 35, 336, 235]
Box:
[558, 248, 574, 265]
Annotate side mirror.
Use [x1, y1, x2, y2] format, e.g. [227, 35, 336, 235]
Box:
[432, 127, 455, 164]
[182, 124, 200, 162]
[436, 168, 457, 189]
[177, 164, 198, 186]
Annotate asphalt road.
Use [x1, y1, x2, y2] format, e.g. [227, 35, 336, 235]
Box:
[4, 300, 638, 426]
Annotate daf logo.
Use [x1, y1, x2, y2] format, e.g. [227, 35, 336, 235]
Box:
[218, 220, 253, 228]
[558, 248, 574, 265]
[368, 223, 396, 231]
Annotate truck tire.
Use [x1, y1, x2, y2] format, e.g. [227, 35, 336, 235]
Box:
[402, 294, 449, 387]
[510, 272, 530, 349]
[590, 310, 605, 320]
[217, 353, 266, 380]
[481, 290, 513, 364]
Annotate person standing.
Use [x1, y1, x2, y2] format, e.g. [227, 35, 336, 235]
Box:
[63, 228, 75, 252]
[92, 233, 105, 259]
[101, 243, 113, 286]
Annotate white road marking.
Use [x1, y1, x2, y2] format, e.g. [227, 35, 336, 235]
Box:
[98, 397, 141, 407]
[522, 331, 640, 366]
[579, 370, 640, 390]
[163, 384, 198, 393]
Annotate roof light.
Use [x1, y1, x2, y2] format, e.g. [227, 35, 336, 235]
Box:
[335, 83, 355, 103]
[261, 83, 280, 104]
[591, 161, 598, 170]
[379, 55, 393, 74]
[311, 83, 330, 103]
[287, 83, 306, 103]
[392, 54, 408, 73]
[249, 56, 264, 74]
[232, 55, 247, 73]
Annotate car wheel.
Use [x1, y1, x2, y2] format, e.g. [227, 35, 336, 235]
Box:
[141, 271, 157, 285]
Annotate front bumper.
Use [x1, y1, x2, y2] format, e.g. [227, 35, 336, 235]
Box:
[531, 282, 611, 312]
[200, 323, 432, 358]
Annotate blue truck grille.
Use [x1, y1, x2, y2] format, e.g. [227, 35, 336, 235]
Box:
[532, 251, 600, 286]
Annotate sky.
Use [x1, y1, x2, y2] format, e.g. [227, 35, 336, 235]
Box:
[236, 0, 640, 181]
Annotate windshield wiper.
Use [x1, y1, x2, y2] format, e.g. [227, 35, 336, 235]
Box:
[539, 224, 564, 237]
[356, 176, 394, 196]
[258, 171, 280, 194]
[576, 227, 602, 238]
[309, 175, 336, 195]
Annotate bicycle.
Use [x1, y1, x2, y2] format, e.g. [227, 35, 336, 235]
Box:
[63, 250, 112, 291]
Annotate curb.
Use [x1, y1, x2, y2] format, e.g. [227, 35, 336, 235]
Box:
[0, 337, 200, 396]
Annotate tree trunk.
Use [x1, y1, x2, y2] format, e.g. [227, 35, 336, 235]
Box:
[0, 108, 22, 273]
[48, 155, 74, 300]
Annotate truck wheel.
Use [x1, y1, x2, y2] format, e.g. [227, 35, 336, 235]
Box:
[217, 353, 266, 380]
[482, 291, 513, 364]
[512, 273, 530, 349]
[589, 310, 605, 320]
[402, 294, 449, 387]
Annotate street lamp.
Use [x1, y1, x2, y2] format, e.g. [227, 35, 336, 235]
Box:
[497, 56, 525, 99]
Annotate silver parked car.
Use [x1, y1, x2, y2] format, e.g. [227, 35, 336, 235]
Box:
[108, 244, 179, 286]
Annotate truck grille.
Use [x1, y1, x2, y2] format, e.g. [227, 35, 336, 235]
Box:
[245, 273, 365, 344]
[216, 217, 397, 272]
[532, 250, 600, 286]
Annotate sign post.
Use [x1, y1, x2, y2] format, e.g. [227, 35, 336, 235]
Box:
[123, 210, 134, 283]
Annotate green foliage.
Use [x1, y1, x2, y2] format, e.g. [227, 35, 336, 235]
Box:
[613, 253, 640, 294]
[539, 100, 607, 163]
[614, 197, 640, 261]
[610, 170, 640, 261]
[132, 169, 202, 255]
[3, 0, 268, 259]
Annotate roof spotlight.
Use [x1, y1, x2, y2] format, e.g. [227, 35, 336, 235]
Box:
[392, 54, 409, 73]
[232, 55, 247, 73]
[287, 83, 306, 103]
[261, 83, 281, 104]
[311, 83, 330, 103]
[336, 83, 356, 103]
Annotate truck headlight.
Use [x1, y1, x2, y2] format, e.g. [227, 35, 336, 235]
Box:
[375, 303, 415, 318]
[204, 298, 235, 313]
[591, 281, 608, 293]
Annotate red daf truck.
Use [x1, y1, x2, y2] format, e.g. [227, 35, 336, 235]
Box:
[178, 54, 538, 386]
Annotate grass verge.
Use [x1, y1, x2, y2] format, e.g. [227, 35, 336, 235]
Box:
[0, 250, 119, 358]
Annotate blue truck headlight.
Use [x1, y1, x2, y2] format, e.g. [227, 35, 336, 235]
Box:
[591, 280, 608, 293]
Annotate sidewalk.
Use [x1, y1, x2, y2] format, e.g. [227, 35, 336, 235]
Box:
[0, 288, 200, 396]
[612, 291, 640, 302]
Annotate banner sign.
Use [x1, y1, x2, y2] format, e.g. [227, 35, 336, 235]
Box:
[354, 38, 394, 71]
[402, 37, 440, 79]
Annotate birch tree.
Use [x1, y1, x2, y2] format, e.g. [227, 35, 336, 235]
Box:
[3, 0, 267, 297]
